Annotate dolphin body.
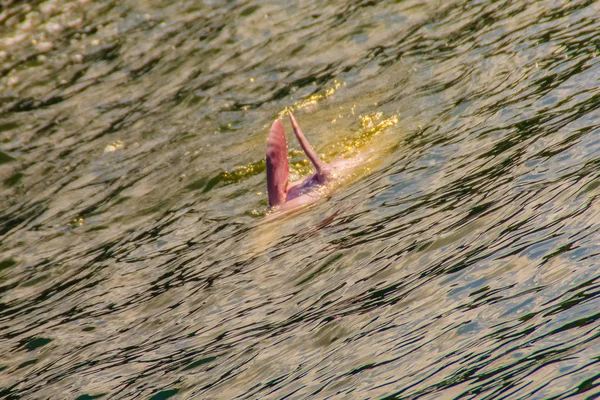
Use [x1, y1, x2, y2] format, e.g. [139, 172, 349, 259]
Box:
[266, 111, 360, 213]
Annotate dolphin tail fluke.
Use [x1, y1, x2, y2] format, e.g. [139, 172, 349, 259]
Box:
[266, 119, 289, 207]
[288, 111, 332, 179]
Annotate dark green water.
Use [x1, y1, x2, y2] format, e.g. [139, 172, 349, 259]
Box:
[2, 0, 600, 398]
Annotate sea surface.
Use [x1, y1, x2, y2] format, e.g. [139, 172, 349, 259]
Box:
[2, 0, 600, 398]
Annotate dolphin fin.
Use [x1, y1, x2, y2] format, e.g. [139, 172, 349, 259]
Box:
[288, 111, 332, 180]
[266, 119, 289, 207]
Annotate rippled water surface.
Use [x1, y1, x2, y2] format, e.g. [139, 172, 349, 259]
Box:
[3, 0, 600, 398]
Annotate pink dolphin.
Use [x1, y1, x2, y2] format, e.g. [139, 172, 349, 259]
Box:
[266, 111, 360, 213]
